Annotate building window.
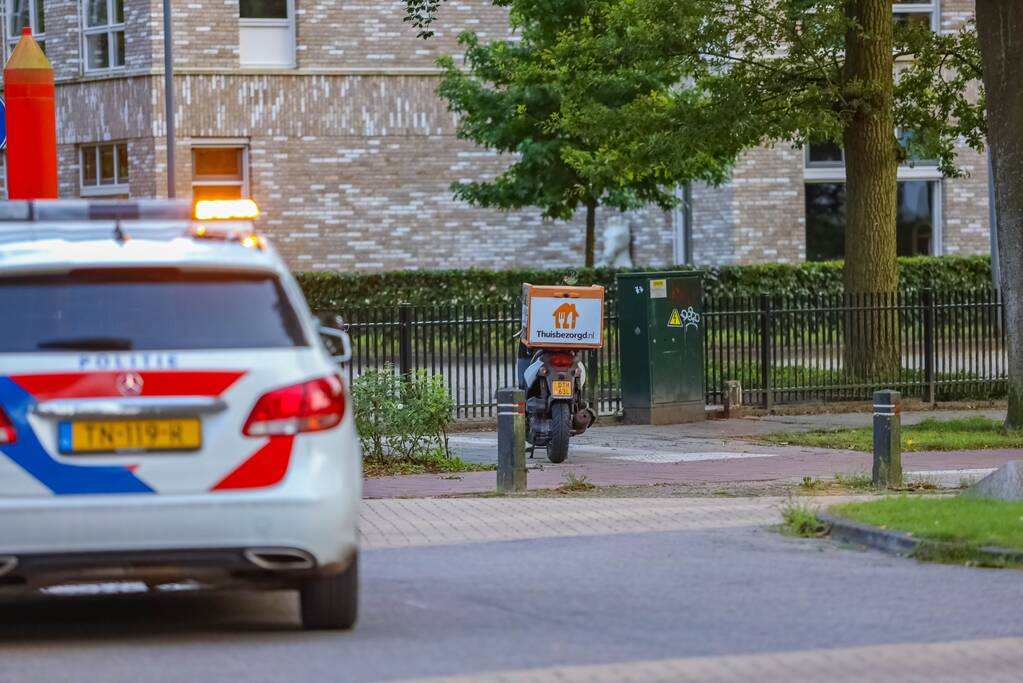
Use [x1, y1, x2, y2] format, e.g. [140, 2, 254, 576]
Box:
[806, 142, 844, 168]
[6, 0, 45, 54]
[80, 143, 130, 197]
[805, 181, 938, 261]
[192, 146, 249, 201]
[83, 0, 125, 71]
[893, 1, 938, 32]
[804, 130, 942, 260]
[239, 0, 295, 68]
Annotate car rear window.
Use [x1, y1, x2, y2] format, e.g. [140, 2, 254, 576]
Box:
[0, 269, 308, 352]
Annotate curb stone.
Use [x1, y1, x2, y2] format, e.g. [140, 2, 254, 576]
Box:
[818, 512, 1023, 565]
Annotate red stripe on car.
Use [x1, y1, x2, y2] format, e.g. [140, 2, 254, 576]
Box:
[211, 436, 295, 491]
[11, 371, 245, 400]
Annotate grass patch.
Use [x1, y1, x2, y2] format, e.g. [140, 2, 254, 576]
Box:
[832, 496, 1023, 552]
[364, 455, 496, 478]
[780, 497, 830, 537]
[763, 416, 1023, 452]
[556, 471, 596, 494]
[834, 471, 876, 490]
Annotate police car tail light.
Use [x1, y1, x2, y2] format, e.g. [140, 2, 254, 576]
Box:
[0, 407, 17, 445]
[243, 376, 346, 437]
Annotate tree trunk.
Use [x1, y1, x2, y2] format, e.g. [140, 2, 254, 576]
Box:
[585, 199, 597, 268]
[841, 0, 900, 379]
[977, 2, 1023, 428]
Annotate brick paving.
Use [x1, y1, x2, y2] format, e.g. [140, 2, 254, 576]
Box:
[385, 638, 1023, 683]
[364, 448, 1020, 498]
[360, 496, 807, 549]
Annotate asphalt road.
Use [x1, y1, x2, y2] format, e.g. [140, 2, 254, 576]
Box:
[1, 525, 1022, 683]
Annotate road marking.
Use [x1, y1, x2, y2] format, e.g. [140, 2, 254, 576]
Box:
[448, 436, 784, 463]
[385, 637, 1023, 683]
[606, 450, 783, 463]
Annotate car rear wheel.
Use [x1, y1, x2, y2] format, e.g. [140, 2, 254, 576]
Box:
[300, 554, 358, 631]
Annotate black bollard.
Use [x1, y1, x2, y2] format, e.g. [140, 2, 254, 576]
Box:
[496, 387, 526, 493]
[872, 389, 903, 488]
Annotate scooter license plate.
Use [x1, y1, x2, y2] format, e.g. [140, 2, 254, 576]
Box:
[551, 380, 573, 398]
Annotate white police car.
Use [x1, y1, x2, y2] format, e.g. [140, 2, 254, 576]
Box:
[0, 199, 361, 630]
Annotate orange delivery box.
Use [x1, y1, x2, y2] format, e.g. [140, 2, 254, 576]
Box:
[522, 284, 605, 349]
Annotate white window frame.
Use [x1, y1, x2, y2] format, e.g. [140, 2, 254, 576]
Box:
[804, 164, 944, 257]
[239, 0, 296, 69]
[892, 1, 940, 33]
[191, 142, 250, 201]
[79, 142, 131, 197]
[81, 0, 126, 73]
[5, 0, 45, 56]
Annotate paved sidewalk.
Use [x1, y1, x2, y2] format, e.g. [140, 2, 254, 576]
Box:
[449, 408, 1008, 465]
[365, 408, 1017, 498]
[387, 638, 1023, 683]
[365, 449, 1016, 497]
[360, 496, 802, 549]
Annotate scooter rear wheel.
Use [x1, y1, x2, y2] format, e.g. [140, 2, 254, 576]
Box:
[547, 402, 571, 463]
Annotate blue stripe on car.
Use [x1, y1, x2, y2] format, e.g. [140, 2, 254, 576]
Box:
[0, 376, 155, 495]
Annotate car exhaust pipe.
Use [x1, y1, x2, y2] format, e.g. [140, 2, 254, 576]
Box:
[243, 549, 315, 571]
[0, 556, 18, 578]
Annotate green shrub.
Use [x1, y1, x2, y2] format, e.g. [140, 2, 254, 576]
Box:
[351, 365, 454, 460]
[297, 256, 993, 309]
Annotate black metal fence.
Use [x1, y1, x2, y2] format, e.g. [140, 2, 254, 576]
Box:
[703, 289, 1007, 407]
[327, 305, 621, 420]
[324, 288, 1007, 420]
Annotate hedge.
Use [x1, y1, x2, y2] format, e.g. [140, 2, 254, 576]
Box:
[297, 256, 994, 310]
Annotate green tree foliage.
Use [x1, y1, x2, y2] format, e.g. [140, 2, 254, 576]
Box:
[412, 1, 985, 376]
[404, 0, 446, 38]
[436, 1, 733, 267]
[532, 0, 982, 375]
[535, 1, 983, 179]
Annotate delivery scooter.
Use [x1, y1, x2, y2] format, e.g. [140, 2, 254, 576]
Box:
[517, 283, 605, 463]
[520, 344, 597, 463]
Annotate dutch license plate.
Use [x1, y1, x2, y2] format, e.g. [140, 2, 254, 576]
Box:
[59, 419, 202, 454]
[551, 380, 573, 398]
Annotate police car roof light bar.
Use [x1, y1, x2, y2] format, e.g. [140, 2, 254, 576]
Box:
[0, 199, 192, 223]
[0, 200, 263, 249]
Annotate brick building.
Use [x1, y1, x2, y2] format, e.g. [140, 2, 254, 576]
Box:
[0, 0, 991, 271]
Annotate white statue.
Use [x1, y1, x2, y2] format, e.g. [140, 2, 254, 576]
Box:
[598, 213, 634, 268]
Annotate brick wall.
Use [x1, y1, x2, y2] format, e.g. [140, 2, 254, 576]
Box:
[167, 0, 240, 68]
[939, 2, 991, 256]
[33, 0, 990, 271]
[56, 143, 79, 196]
[54, 77, 155, 143]
[124, 0, 159, 72]
[294, 0, 511, 70]
[729, 145, 806, 264]
[943, 144, 990, 255]
[941, 0, 975, 31]
[690, 145, 805, 266]
[42, 1, 83, 81]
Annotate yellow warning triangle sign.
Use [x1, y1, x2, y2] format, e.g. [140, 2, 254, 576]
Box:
[668, 309, 683, 327]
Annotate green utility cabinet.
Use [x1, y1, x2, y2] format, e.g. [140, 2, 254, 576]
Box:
[617, 272, 705, 424]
